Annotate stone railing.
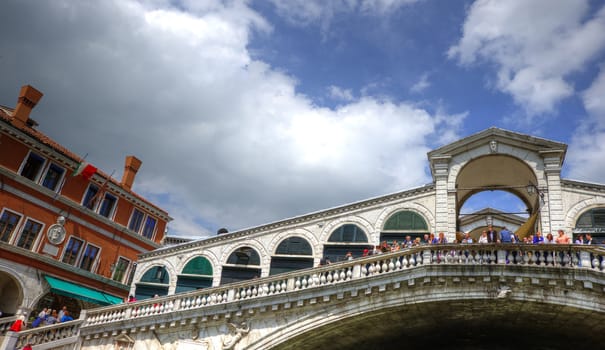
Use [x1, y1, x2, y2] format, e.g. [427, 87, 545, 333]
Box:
[1, 317, 84, 350]
[83, 243, 605, 330]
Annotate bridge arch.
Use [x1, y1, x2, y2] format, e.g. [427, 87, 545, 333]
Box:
[454, 154, 538, 212]
[245, 265, 604, 350]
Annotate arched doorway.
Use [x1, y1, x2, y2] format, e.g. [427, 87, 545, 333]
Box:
[0, 271, 22, 317]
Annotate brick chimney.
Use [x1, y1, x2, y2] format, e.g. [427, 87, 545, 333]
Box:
[121, 156, 142, 191]
[11, 85, 43, 128]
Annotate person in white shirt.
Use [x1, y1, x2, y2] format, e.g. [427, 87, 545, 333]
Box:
[478, 230, 489, 244]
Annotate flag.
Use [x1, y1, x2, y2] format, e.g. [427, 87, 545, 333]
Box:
[73, 161, 97, 180]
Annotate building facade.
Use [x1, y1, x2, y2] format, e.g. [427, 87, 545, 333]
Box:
[0, 85, 172, 319]
[130, 127, 605, 299]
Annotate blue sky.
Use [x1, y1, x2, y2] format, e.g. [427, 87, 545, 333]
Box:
[1, 0, 604, 238]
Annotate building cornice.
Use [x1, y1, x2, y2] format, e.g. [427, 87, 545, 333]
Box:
[0, 165, 161, 251]
[0, 119, 171, 221]
[561, 178, 605, 193]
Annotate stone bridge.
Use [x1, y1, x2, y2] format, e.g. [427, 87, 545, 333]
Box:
[3, 244, 605, 350]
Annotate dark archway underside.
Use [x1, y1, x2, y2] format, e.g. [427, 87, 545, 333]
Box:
[272, 299, 602, 350]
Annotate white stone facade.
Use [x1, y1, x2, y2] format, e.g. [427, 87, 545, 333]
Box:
[132, 128, 605, 296]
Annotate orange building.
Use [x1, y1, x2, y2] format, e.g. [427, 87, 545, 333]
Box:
[0, 85, 172, 319]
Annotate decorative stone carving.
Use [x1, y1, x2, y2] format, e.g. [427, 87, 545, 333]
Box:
[47, 216, 66, 245]
[221, 321, 249, 350]
[489, 140, 498, 153]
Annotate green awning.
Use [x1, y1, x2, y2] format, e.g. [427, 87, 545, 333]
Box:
[44, 275, 123, 306]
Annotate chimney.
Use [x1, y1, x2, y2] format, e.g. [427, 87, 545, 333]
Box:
[121, 156, 142, 191]
[11, 85, 43, 128]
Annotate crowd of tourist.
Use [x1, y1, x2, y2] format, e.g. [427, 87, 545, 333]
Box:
[21, 305, 73, 330]
[322, 226, 594, 263]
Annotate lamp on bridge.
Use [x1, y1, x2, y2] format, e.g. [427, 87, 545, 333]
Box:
[526, 182, 545, 204]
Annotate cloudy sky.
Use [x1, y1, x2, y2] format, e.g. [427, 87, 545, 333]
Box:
[1, 0, 604, 238]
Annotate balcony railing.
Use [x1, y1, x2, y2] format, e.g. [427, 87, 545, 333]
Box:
[5, 243, 605, 348]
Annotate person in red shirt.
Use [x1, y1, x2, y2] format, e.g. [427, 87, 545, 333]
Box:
[9, 315, 26, 332]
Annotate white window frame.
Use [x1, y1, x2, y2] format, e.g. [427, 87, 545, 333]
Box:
[98, 192, 118, 219]
[141, 215, 157, 240]
[0, 208, 24, 244]
[61, 235, 85, 266]
[112, 256, 132, 284]
[19, 150, 47, 183]
[82, 183, 101, 210]
[40, 162, 66, 192]
[79, 242, 101, 273]
[15, 217, 45, 252]
[128, 208, 145, 233]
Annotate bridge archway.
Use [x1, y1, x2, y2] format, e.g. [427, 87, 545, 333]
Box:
[455, 154, 538, 234]
[269, 299, 601, 350]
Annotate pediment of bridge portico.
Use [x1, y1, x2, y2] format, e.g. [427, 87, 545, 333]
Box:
[427, 127, 567, 234]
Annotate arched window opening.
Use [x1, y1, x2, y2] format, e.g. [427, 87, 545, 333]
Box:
[574, 207, 605, 243]
[381, 210, 429, 245]
[226, 247, 261, 265]
[176, 257, 213, 293]
[324, 224, 372, 263]
[328, 224, 368, 243]
[275, 236, 312, 255]
[135, 266, 169, 300]
[221, 247, 261, 285]
[270, 236, 314, 275]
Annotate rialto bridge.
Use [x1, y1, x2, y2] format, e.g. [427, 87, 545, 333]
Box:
[3, 244, 605, 350]
[2, 127, 605, 349]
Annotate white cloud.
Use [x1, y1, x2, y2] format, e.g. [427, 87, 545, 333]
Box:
[409, 73, 430, 93]
[0, 0, 459, 238]
[567, 64, 605, 183]
[268, 0, 418, 38]
[449, 0, 605, 116]
[328, 85, 355, 101]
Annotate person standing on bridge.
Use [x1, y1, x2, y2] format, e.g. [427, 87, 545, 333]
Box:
[486, 224, 500, 243]
[555, 230, 571, 244]
[499, 227, 513, 243]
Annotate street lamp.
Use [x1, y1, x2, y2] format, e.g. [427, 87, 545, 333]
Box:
[526, 182, 545, 203]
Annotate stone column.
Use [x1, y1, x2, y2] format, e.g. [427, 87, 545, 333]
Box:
[432, 156, 453, 236]
[541, 150, 566, 234]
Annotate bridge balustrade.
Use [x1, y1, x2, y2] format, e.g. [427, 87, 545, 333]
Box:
[5, 244, 605, 349]
[1, 318, 83, 350]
